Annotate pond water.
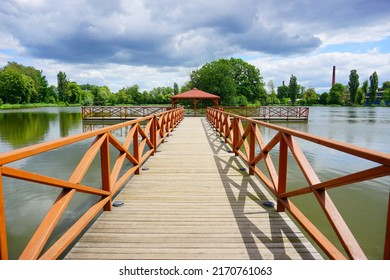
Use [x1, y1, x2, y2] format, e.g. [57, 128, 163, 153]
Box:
[0, 106, 389, 259]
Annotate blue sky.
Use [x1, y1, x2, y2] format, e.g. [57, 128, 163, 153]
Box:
[1, 0, 389, 93]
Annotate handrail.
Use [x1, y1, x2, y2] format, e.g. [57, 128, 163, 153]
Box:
[207, 107, 390, 260]
[0, 108, 184, 260]
[81, 106, 171, 119]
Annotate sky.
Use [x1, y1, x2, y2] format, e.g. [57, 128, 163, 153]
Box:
[0, 0, 389, 94]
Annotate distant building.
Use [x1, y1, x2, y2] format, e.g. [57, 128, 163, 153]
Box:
[365, 90, 386, 105]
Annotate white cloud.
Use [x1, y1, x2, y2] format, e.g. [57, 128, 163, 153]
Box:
[1, 0, 389, 92]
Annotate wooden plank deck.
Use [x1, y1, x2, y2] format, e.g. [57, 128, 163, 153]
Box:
[64, 117, 323, 260]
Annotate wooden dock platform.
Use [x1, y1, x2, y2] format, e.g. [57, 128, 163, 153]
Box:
[64, 117, 322, 260]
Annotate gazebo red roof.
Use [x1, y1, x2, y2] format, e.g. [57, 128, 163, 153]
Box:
[171, 88, 220, 100]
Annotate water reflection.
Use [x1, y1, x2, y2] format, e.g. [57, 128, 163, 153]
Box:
[59, 111, 82, 137]
[0, 112, 57, 148]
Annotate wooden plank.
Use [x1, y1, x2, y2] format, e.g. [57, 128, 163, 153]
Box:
[65, 117, 322, 260]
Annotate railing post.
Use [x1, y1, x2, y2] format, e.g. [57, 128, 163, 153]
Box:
[277, 134, 288, 212]
[100, 134, 112, 211]
[385, 192, 390, 260]
[249, 123, 256, 175]
[133, 125, 140, 175]
[233, 117, 239, 156]
[0, 168, 9, 260]
[151, 115, 158, 155]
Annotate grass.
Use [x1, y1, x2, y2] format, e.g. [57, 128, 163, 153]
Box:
[0, 103, 81, 109]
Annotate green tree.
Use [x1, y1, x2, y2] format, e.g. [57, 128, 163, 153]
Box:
[288, 75, 299, 104]
[329, 83, 345, 105]
[369, 71, 378, 105]
[348, 69, 359, 105]
[319, 92, 329, 105]
[1, 62, 49, 103]
[0, 68, 36, 104]
[3, 62, 50, 103]
[67, 82, 82, 104]
[355, 88, 365, 105]
[149, 87, 173, 104]
[173, 82, 179, 95]
[383, 88, 390, 104]
[382, 81, 390, 90]
[116, 88, 131, 104]
[93, 86, 112, 106]
[302, 88, 318, 105]
[277, 84, 289, 100]
[190, 58, 265, 105]
[127, 85, 144, 104]
[268, 92, 279, 105]
[361, 80, 369, 104]
[57, 71, 69, 103]
[80, 89, 94, 105]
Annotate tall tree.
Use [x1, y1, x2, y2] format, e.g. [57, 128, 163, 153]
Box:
[382, 81, 390, 90]
[173, 82, 179, 95]
[355, 88, 365, 105]
[348, 69, 359, 105]
[93, 86, 112, 106]
[67, 82, 82, 104]
[190, 58, 266, 105]
[319, 92, 329, 105]
[3, 62, 50, 103]
[303, 88, 318, 105]
[0, 68, 36, 104]
[57, 71, 69, 103]
[288, 75, 299, 104]
[329, 83, 345, 105]
[369, 71, 378, 105]
[277, 84, 289, 99]
[361, 79, 369, 104]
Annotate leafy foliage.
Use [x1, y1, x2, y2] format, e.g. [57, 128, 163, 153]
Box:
[1, 60, 389, 107]
[189, 58, 266, 105]
[288, 75, 299, 104]
[369, 71, 378, 105]
[348, 69, 359, 104]
[329, 83, 345, 105]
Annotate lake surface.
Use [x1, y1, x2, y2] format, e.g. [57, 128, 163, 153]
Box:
[0, 106, 389, 259]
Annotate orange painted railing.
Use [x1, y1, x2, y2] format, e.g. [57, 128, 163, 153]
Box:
[0, 108, 184, 260]
[207, 107, 390, 260]
[82, 106, 171, 119]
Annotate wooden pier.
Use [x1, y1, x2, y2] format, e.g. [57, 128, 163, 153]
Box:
[82, 106, 309, 121]
[64, 117, 322, 260]
[1, 107, 389, 260]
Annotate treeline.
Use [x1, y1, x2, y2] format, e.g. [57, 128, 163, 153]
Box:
[269, 70, 390, 106]
[315, 70, 390, 106]
[0, 62, 182, 106]
[1, 60, 389, 107]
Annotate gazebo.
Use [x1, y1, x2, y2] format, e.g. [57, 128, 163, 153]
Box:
[171, 88, 220, 116]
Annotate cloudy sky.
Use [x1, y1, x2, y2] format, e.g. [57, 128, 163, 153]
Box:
[1, 0, 389, 93]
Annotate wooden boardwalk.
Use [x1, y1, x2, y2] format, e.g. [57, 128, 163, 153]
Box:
[64, 117, 322, 260]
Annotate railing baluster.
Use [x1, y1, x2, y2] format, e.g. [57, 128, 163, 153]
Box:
[0, 168, 8, 260]
[277, 133, 288, 212]
[385, 192, 390, 260]
[249, 123, 256, 175]
[100, 134, 112, 211]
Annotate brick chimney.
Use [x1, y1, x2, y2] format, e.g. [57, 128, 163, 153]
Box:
[332, 66, 336, 87]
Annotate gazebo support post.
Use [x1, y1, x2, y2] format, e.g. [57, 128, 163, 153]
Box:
[193, 99, 200, 117]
